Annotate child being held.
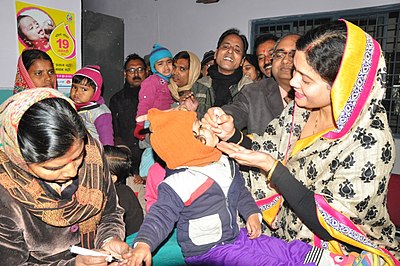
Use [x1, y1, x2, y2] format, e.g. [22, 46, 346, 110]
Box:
[134, 43, 175, 141]
[134, 44, 175, 183]
[70, 65, 114, 146]
[104, 145, 144, 236]
[127, 108, 353, 266]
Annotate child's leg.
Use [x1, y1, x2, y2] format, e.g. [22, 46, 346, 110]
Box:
[185, 228, 315, 266]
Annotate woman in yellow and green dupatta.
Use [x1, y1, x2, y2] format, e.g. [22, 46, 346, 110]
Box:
[206, 20, 400, 265]
[0, 88, 129, 265]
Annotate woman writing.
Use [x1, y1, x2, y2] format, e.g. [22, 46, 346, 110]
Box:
[204, 20, 400, 265]
[14, 49, 57, 94]
[0, 88, 129, 265]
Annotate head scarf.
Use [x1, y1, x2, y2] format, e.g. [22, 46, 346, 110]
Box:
[148, 108, 221, 169]
[0, 88, 75, 172]
[250, 20, 399, 263]
[13, 51, 57, 94]
[0, 88, 106, 249]
[324, 19, 384, 140]
[168, 51, 201, 101]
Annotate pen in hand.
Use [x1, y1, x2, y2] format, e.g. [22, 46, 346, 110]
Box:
[70, 245, 121, 263]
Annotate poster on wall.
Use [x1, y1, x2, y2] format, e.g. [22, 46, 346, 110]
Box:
[16, 1, 76, 94]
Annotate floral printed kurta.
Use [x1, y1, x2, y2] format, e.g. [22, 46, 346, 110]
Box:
[247, 21, 399, 265]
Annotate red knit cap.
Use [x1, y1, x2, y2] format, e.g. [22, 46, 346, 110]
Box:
[148, 108, 222, 169]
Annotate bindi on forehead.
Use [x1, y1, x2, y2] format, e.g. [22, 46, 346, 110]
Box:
[260, 48, 274, 53]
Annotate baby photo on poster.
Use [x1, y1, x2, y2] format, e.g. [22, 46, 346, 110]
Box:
[17, 7, 55, 51]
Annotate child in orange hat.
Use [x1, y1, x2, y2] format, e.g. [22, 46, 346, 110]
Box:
[125, 108, 352, 266]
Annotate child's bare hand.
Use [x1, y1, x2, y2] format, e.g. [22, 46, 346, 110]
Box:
[246, 213, 261, 239]
[123, 242, 152, 266]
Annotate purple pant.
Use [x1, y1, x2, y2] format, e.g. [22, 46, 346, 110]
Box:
[185, 228, 315, 266]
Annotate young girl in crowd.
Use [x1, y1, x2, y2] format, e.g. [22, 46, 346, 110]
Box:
[134, 43, 175, 140]
[134, 43, 175, 181]
[104, 145, 144, 236]
[17, 15, 50, 50]
[143, 50, 202, 212]
[125, 108, 355, 266]
[70, 65, 114, 146]
[14, 49, 57, 94]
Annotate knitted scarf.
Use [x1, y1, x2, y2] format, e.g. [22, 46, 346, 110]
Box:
[208, 64, 243, 107]
[0, 88, 106, 248]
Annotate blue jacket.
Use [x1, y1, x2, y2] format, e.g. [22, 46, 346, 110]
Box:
[134, 156, 260, 257]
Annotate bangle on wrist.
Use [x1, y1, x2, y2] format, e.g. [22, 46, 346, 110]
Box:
[236, 131, 244, 145]
[266, 160, 279, 183]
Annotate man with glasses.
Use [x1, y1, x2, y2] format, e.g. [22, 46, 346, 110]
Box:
[190, 28, 253, 118]
[109, 53, 148, 176]
[272, 33, 300, 107]
[222, 33, 300, 136]
[220, 34, 300, 233]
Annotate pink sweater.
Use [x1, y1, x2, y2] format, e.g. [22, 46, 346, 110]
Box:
[136, 74, 174, 126]
[145, 162, 166, 213]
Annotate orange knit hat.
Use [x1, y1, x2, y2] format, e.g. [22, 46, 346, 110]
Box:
[148, 108, 222, 169]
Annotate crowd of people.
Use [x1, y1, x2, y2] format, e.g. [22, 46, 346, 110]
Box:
[0, 19, 399, 266]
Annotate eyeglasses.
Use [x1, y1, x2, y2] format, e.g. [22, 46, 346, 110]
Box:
[273, 50, 296, 60]
[126, 67, 145, 74]
[219, 43, 243, 55]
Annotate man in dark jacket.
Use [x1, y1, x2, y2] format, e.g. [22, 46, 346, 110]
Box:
[222, 33, 300, 135]
[109, 53, 148, 174]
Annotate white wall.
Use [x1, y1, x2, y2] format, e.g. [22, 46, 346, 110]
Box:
[2, 0, 399, 172]
[82, 0, 399, 58]
[0, 0, 81, 90]
[82, 0, 400, 173]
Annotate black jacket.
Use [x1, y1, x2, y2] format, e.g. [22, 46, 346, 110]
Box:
[109, 82, 142, 173]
